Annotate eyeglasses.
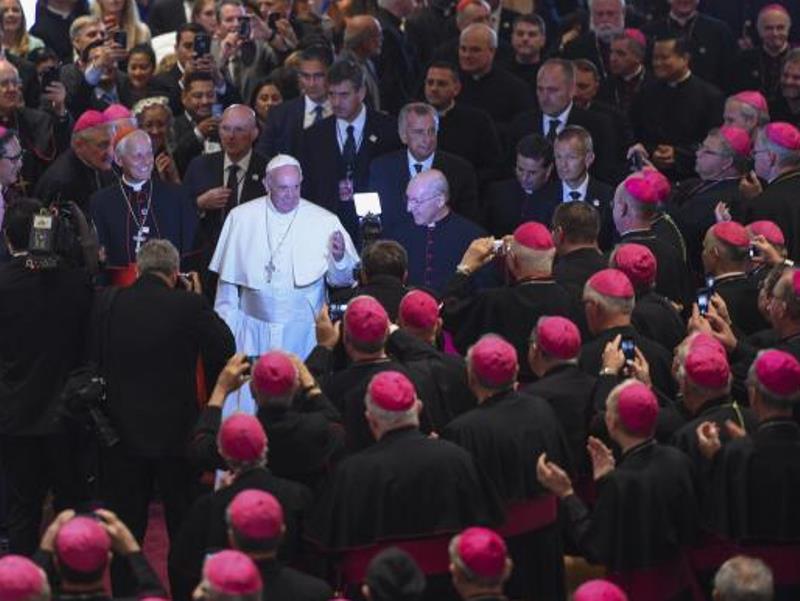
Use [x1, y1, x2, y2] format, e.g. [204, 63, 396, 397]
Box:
[406, 193, 441, 206]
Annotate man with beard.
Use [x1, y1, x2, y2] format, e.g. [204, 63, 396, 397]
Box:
[562, 0, 624, 89]
[769, 49, 800, 127]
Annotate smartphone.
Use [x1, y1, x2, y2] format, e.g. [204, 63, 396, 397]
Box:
[239, 16, 251, 38]
[212, 103, 223, 118]
[749, 245, 759, 259]
[620, 335, 636, 362]
[194, 32, 211, 56]
[492, 239, 506, 254]
[113, 30, 127, 48]
[267, 11, 281, 29]
[40, 66, 59, 90]
[353, 192, 382, 217]
[629, 152, 643, 172]
[704, 275, 715, 292]
[329, 303, 347, 322]
[697, 288, 710, 316]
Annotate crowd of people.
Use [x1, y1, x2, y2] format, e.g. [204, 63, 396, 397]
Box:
[0, 0, 799, 599]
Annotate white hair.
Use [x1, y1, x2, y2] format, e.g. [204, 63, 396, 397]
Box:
[460, 23, 498, 49]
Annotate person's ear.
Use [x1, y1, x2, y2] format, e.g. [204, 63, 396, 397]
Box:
[585, 150, 595, 169]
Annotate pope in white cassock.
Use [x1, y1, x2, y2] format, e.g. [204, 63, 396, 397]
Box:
[209, 153, 359, 415]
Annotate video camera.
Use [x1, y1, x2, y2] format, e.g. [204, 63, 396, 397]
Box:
[26, 202, 98, 272]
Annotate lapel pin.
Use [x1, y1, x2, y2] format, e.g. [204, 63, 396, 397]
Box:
[369, 134, 378, 143]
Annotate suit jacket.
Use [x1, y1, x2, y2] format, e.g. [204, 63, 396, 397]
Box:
[173, 113, 209, 177]
[536, 177, 616, 250]
[254, 95, 305, 160]
[151, 64, 242, 119]
[483, 177, 556, 237]
[438, 102, 504, 185]
[368, 149, 479, 230]
[300, 109, 402, 243]
[509, 106, 620, 184]
[147, 0, 187, 36]
[375, 8, 419, 116]
[742, 170, 800, 260]
[105, 273, 235, 456]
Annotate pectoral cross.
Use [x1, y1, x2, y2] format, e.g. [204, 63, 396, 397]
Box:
[133, 226, 150, 253]
[265, 260, 275, 283]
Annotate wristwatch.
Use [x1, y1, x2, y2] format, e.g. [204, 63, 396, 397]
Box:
[599, 367, 617, 377]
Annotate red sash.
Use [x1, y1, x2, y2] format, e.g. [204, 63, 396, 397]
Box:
[340, 535, 452, 584]
[107, 264, 138, 287]
[497, 495, 557, 538]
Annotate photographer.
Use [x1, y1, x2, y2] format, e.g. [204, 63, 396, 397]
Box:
[99, 238, 234, 595]
[0, 198, 94, 555]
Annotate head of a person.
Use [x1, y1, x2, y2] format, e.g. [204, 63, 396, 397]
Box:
[175, 23, 205, 67]
[2, 198, 39, 252]
[424, 62, 461, 111]
[218, 0, 246, 36]
[583, 268, 635, 335]
[765, 268, 800, 332]
[455, 0, 490, 31]
[398, 289, 441, 343]
[194, 550, 262, 601]
[364, 370, 421, 439]
[609, 29, 646, 77]
[343, 295, 390, 356]
[398, 103, 438, 162]
[71, 110, 113, 170]
[114, 129, 153, 183]
[573, 59, 600, 108]
[226, 490, 285, 556]
[573, 580, 627, 601]
[0, 127, 21, 188]
[448, 528, 511, 596]
[669, 0, 698, 19]
[612, 172, 662, 233]
[695, 126, 752, 181]
[515, 134, 553, 193]
[264, 154, 302, 213]
[589, 0, 625, 42]
[343, 15, 382, 59]
[249, 79, 283, 123]
[511, 14, 546, 61]
[723, 92, 770, 134]
[605, 379, 659, 445]
[127, 44, 155, 90]
[361, 239, 408, 284]
[652, 35, 691, 83]
[0, 555, 50, 601]
[95, 0, 129, 20]
[757, 3, 791, 55]
[297, 45, 332, 104]
[363, 548, 426, 601]
[701, 221, 750, 276]
[610, 242, 656, 295]
[753, 121, 800, 182]
[192, 0, 218, 34]
[258, 0, 292, 21]
[506, 221, 556, 278]
[537, 59, 575, 117]
[405, 169, 450, 226]
[52, 516, 112, 587]
[712, 555, 774, 601]
[466, 335, 518, 396]
[747, 349, 800, 419]
[182, 71, 216, 121]
[220, 104, 258, 162]
[30, 47, 60, 80]
[327, 59, 366, 122]
[217, 413, 268, 471]
[780, 49, 800, 108]
[1, 0, 26, 36]
[528, 315, 581, 377]
[133, 97, 173, 154]
[674, 333, 731, 409]
[554, 125, 594, 185]
[70, 15, 105, 55]
[249, 351, 299, 410]
[550, 199, 600, 253]
[136, 239, 180, 285]
[459, 23, 497, 76]
[0, 60, 20, 114]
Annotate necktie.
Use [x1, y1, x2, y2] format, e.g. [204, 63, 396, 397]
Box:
[413, 163, 423, 174]
[546, 118, 560, 142]
[342, 124, 356, 174]
[313, 105, 324, 125]
[226, 164, 240, 208]
[568, 190, 581, 201]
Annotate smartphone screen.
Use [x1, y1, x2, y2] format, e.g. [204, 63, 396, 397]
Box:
[353, 192, 382, 217]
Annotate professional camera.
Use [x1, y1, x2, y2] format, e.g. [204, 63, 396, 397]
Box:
[26, 202, 98, 272]
[60, 369, 120, 448]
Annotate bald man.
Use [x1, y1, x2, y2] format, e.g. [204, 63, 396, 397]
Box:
[735, 4, 793, 96]
[184, 104, 268, 294]
[90, 129, 199, 273]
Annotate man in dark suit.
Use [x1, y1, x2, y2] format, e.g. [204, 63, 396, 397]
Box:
[375, 0, 419, 115]
[537, 126, 616, 249]
[423, 61, 504, 186]
[484, 133, 554, 237]
[300, 59, 402, 244]
[604, 29, 652, 114]
[255, 45, 332, 161]
[0, 199, 94, 555]
[733, 4, 792, 98]
[101, 238, 234, 595]
[172, 71, 223, 176]
[183, 104, 267, 291]
[147, 0, 188, 36]
[368, 102, 479, 231]
[561, 0, 625, 88]
[509, 59, 620, 184]
[551, 201, 607, 303]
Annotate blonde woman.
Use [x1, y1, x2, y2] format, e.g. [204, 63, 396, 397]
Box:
[1, 0, 44, 58]
[90, 0, 151, 49]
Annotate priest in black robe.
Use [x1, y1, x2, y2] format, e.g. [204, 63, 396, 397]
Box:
[551, 201, 607, 302]
[733, 5, 792, 98]
[90, 129, 199, 274]
[538, 380, 700, 601]
[442, 335, 570, 601]
[304, 370, 504, 599]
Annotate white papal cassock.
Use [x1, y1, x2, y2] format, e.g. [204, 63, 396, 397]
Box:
[209, 195, 359, 415]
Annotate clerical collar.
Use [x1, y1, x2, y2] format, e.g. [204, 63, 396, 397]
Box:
[763, 43, 789, 59]
[669, 11, 697, 27]
[666, 70, 692, 88]
[620, 438, 656, 461]
[714, 271, 747, 282]
[623, 64, 644, 82]
[470, 68, 492, 81]
[438, 100, 456, 117]
[122, 175, 147, 191]
[224, 150, 252, 176]
[424, 210, 450, 229]
[621, 227, 652, 237]
[45, 3, 72, 17]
